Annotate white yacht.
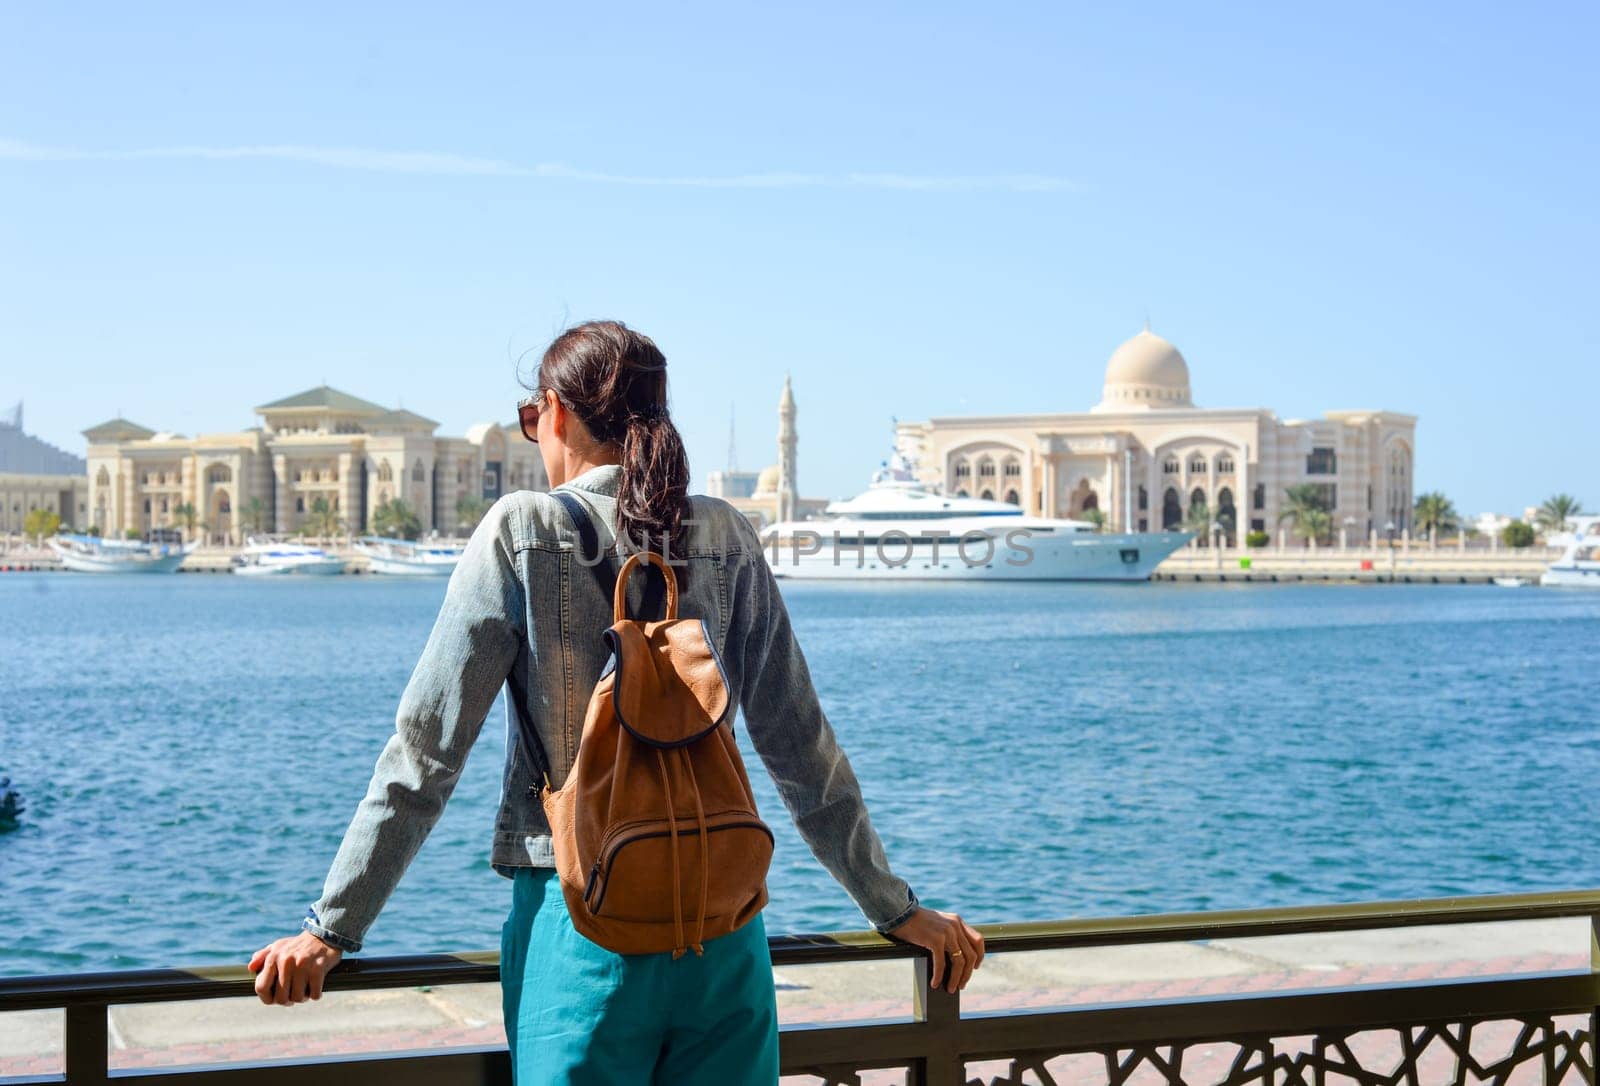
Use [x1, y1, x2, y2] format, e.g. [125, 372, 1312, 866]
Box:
[1540, 535, 1600, 588]
[760, 455, 1194, 581]
[232, 536, 348, 576]
[353, 536, 464, 576]
[48, 533, 196, 574]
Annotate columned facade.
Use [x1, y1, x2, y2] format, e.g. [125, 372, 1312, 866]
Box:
[82, 385, 550, 542]
[896, 330, 1417, 544]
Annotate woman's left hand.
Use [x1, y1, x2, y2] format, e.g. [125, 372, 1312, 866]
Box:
[247, 932, 343, 1006]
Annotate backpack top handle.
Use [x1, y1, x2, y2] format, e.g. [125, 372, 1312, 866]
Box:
[614, 551, 679, 623]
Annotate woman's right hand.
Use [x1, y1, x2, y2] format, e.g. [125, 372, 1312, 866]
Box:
[247, 931, 344, 1006]
[884, 906, 985, 993]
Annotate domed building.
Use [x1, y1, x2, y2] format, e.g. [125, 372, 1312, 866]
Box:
[894, 327, 1417, 544]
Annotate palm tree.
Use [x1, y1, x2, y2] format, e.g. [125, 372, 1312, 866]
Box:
[304, 496, 345, 543]
[240, 496, 268, 536]
[456, 493, 494, 534]
[372, 498, 422, 541]
[1412, 491, 1459, 540]
[171, 501, 204, 542]
[1079, 507, 1107, 533]
[1536, 494, 1583, 534]
[1277, 484, 1331, 545]
[1182, 500, 1212, 545]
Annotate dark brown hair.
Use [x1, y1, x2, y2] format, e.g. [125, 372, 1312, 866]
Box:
[533, 320, 690, 555]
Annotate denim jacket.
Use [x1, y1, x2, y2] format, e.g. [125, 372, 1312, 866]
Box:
[302, 462, 919, 952]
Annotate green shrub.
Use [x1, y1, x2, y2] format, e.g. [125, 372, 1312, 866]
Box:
[1501, 520, 1535, 548]
[1245, 530, 1270, 548]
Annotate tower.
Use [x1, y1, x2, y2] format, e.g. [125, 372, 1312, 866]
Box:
[776, 375, 798, 524]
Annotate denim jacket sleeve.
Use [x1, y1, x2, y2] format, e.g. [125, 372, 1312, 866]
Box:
[728, 516, 920, 935]
[301, 496, 526, 953]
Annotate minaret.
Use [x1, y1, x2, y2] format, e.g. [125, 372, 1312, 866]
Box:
[777, 375, 798, 524]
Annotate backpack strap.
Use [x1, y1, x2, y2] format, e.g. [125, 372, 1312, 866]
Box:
[516, 490, 666, 794]
[552, 489, 665, 622]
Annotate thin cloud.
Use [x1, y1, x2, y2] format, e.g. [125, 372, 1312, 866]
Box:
[0, 138, 1077, 192]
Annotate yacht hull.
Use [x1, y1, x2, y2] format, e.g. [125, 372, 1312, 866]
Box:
[363, 555, 458, 575]
[764, 530, 1192, 581]
[1540, 562, 1600, 588]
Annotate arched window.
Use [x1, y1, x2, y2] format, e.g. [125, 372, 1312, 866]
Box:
[412, 458, 426, 483]
[96, 466, 110, 486]
[1003, 489, 1020, 506]
[1215, 455, 1234, 474]
[378, 461, 394, 483]
[1217, 487, 1236, 540]
[953, 460, 971, 480]
[1162, 488, 1181, 529]
[1162, 457, 1180, 475]
[1138, 485, 1148, 511]
[1189, 488, 1207, 515]
[295, 496, 305, 513]
[1188, 456, 1207, 475]
[1002, 459, 1020, 478]
[980, 489, 994, 500]
[207, 464, 232, 485]
[977, 458, 996, 479]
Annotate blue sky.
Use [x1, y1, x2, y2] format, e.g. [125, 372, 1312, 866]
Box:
[2, 2, 1594, 514]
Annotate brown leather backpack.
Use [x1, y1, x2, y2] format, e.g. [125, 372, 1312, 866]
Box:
[538, 494, 774, 958]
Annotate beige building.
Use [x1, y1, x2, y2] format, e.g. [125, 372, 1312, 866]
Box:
[894, 329, 1417, 544]
[83, 386, 549, 543]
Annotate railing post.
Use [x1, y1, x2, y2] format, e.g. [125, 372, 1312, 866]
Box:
[911, 957, 962, 1086]
[64, 1001, 108, 1085]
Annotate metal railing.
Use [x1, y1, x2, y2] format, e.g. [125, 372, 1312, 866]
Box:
[4, 888, 1599, 1085]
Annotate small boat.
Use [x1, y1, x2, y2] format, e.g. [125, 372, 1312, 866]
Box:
[1492, 577, 1530, 588]
[48, 533, 196, 573]
[1540, 535, 1600, 588]
[232, 536, 348, 576]
[353, 536, 464, 576]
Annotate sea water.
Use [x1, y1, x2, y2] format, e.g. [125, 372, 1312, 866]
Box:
[2, 572, 1597, 976]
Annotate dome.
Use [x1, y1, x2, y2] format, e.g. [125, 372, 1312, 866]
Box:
[1093, 330, 1193, 412]
[752, 464, 781, 497]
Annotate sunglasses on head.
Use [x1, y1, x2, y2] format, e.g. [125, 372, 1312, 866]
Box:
[517, 389, 547, 443]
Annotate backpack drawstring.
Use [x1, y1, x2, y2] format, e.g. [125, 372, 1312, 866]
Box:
[681, 748, 709, 957]
[655, 749, 688, 959]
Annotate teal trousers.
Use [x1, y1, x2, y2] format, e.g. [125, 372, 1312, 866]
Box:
[500, 866, 780, 1085]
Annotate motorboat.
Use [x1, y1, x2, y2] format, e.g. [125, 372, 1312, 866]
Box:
[48, 533, 195, 573]
[232, 536, 348, 576]
[1492, 577, 1531, 588]
[759, 454, 1194, 581]
[1540, 535, 1600, 588]
[353, 536, 464, 576]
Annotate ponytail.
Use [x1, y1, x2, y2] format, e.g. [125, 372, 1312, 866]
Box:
[533, 321, 691, 557]
[618, 411, 690, 555]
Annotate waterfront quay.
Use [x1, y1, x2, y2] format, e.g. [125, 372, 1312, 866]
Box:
[0, 537, 1569, 583]
[1156, 540, 1561, 584]
[2, 889, 1596, 1084]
